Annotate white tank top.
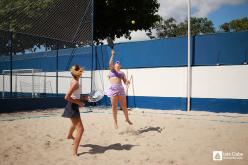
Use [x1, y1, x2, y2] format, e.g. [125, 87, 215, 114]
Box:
[71, 82, 82, 99]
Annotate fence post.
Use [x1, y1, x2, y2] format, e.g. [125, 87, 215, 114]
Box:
[8, 31, 13, 98]
[2, 74, 4, 98]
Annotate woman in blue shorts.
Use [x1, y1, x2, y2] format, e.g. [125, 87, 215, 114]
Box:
[62, 64, 84, 156]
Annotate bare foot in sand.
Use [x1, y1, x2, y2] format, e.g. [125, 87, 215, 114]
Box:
[67, 135, 75, 140]
[126, 119, 133, 125]
[114, 123, 118, 129]
[67, 135, 75, 145]
[72, 146, 79, 156]
[73, 152, 79, 157]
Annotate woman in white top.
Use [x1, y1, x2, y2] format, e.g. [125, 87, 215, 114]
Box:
[62, 64, 84, 156]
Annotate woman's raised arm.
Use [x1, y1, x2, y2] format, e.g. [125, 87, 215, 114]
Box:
[109, 49, 115, 70]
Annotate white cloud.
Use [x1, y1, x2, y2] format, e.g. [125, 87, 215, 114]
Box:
[158, 0, 188, 22]
[114, 0, 246, 43]
[114, 30, 151, 43]
[158, 0, 246, 21]
[193, 0, 246, 17]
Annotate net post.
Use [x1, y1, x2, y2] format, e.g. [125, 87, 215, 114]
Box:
[2, 73, 5, 98]
[8, 31, 13, 98]
[43, 41, 48, 97]
[32, 69, 34, 98]
[43, 72, 46, 96]
[90, 0, 94, 93]
[15, 73, 17, 96]
[56, 40, 59, 96]
[244, 49, 247, 65]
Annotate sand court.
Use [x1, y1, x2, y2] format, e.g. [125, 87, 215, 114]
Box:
[0, 108, 248, 165]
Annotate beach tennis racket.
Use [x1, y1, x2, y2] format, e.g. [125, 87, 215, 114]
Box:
[88, 90, 104, 103]
[107, 37, 114, 49]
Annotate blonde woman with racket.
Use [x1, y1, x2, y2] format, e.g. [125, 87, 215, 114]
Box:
[107, 49, 133, 129]
[62, 64, 85, 156]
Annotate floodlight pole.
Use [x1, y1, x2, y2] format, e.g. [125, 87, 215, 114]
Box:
[187, 0, 191, 112]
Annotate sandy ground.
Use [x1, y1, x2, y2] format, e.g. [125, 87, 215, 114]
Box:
[0, 107, 248, 165]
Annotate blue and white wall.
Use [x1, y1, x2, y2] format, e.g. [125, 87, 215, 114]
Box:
[1, 31, 248, 113]
[93, 31, 248, 113]
[0, 47, 93, 97]
[93, 65, 248, 113]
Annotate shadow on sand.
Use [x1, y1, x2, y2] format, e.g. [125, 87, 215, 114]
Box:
[137, 126, 163, 134]
[79, 143, 137, 155]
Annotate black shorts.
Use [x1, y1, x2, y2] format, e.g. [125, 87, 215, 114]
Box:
[62, 102, 80, 118]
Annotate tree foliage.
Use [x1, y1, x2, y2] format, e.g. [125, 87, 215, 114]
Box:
[95, 0, 160, 42]
[0, 0, 160, 54]
[220, 17, 248, 32]
[0, 0, 56, 54]
[150, 17, 215, 39]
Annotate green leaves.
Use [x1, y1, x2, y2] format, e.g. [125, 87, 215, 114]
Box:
[220, 17, 248, 32]
[152, 17, 215, 39]
[94, 0, 160, 43]
[152, 16, 248, 39]
[0, 0, 160, 52]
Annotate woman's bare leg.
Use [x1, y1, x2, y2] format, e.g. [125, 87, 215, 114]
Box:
[110, 96, 119, 129]
[70, 117, 84, 156]
[67, 124, 75, 140]
[119, 95, 132, 125]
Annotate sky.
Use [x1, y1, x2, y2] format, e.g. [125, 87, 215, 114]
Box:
[115, 0, 248, 43]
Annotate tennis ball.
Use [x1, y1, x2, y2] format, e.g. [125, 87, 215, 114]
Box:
[131, 20, 135, 24]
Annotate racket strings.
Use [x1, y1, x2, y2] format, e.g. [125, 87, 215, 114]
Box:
[88, 90, 104, 102]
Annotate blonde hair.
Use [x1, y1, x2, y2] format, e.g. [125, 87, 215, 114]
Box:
[70, 64, 84, 78]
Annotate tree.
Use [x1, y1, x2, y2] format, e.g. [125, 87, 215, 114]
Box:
[155, 17, 178, 38]
[0, 0, 160, 54]
[149, 17, 215, 39]
[94, 0, 160, 42]
[184, 17, 215, 35]
[220, 17, 248, 32]
[0, 0, 56, 54]
[220, 23, 230, 32]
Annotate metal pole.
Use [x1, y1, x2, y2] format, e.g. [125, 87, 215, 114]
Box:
[126, 69, 129, 108]
[15, 73, 17, 96]
[44, 41, 48, 96]
[90, 43, 94, 92]
[43, 70, 47, 97]
[90, 0, 94, 92]
[56, 41, 59, 96]
[32, 69, 34, 98]
[187, 0, 191, 111]
[2, 74, 4, 98]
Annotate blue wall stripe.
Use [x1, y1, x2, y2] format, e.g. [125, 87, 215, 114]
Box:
[0, 47, 93, 72]
[0, 95, 247, 114]
[191, 98, 248, 114]
[101, 95, 248, 114]
[0, 94, 94, 113]
[95, 31, 248, 69]
[1, 31, 248, 72]
[0, 97, 67, 113]
[193, 31, 248, 66]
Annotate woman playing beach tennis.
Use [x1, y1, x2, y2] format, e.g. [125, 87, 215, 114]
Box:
[107, 49, 133, 129]
[62, 64, 84, 156]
